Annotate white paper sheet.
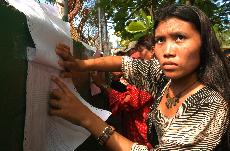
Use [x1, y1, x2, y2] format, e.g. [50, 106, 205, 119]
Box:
[6, 0, 71, 70]
[25, 60, 111, 151]
[5, 0, 111, 150]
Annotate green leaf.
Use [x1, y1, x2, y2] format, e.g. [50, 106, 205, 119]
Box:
[125, 21, 147, 33]
[147, 16, 152, 27]
[133, 32, 147, 41]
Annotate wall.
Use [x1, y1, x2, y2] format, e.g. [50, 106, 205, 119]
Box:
[0, 2, 34, 150]
[0, 2, 97, 150]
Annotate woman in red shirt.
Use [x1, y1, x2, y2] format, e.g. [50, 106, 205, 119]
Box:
[91, 36, 155, 149]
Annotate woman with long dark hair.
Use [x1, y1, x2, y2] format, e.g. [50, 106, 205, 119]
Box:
[49, 5, 230, 150]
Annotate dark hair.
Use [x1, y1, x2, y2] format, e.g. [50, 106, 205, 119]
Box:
[154, 4, 230, 149]
[129, 35, 154, 55]
[154, 4, 230, 102]
[115, 51, 128, 56]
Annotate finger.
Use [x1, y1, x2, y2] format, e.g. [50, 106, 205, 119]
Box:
[49, 108, 63, 117]
[50, 88, 63, 99]
[90, 71, 97, 77]
[49, 99, 61, 109]
[58, 60, 73, 70]
[59, 61, 78, 71]
[56, 43, 71, 53]
[51, 76, 70, 94]
[56, 43, 74, 61]
[56, 49, 74, 61]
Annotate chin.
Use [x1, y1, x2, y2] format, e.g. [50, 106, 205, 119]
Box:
[163, 71, 183, 79]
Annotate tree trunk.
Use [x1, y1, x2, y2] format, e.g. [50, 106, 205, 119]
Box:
[148, 0, 156, 24]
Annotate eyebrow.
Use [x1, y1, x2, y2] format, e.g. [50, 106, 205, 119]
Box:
[155, 31, 187, 38]
[170, 32, 187, 36]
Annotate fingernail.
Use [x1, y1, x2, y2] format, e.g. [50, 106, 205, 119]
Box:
[58, 60, 64, 66]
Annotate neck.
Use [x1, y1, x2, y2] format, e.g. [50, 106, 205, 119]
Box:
[170, 72, 198, 94]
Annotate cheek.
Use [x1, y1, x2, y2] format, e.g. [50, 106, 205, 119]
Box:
[183, 50, 200, 72]
[154, 49, 163, 63]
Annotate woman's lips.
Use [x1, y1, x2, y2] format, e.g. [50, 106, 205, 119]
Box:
[162, 61, 178, 70]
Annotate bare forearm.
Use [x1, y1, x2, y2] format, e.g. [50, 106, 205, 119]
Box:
[50, 76, 135, 151]
[82, 110, 134, 151]
[83, 56, 122, 72]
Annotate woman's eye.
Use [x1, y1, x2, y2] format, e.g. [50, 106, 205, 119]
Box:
[175, 35, 185, 41]
[155, 37, 164, 44]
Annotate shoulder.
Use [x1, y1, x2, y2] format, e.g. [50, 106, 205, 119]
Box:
[122, 56, 160, 68]
[184, 86, 228, 113]
[197, 86, 229, 109]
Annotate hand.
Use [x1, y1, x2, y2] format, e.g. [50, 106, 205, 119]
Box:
[90, 71, 106, 87]
[49, 79, 134, 150]
[49, 76, 92, 126]
[55, 43, 74, 62]
[55, 43, 85, 78]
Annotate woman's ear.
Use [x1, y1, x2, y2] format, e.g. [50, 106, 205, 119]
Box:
[151, 46, 155, 53]
[151, 46, 155, 58]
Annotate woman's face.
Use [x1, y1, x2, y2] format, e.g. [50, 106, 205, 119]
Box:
[130, 48, 153, 60]
[154, 17, 201, 79]
[139, 47, 153, 60]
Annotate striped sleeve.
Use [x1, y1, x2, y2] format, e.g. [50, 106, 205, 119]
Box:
[121, 56, 164, 97]
[131, 143, 149, 151]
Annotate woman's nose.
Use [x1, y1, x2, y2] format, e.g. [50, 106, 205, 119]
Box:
[163, 41, 176, 58]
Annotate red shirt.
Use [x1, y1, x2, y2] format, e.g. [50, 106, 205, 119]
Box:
[108, 84, 154, 149]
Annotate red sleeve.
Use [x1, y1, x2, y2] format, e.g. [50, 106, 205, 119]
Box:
[108, 84, 152, 115]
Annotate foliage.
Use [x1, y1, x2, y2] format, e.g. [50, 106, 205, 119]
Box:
[44, 0, 229, 48]
[125, 21, 147, 34]
[120, 10, 154, 46]
[213, 24, 230, 48]
[97, 0, 229, 47]
[44, 0, 98, 46]
[97, 0, 177, 41]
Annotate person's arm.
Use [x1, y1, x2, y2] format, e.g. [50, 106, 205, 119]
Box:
[49, 76, 148, 151]
[55, 43, 122, 78]
[121, 56, 164, 97]
[109, 84, 153, 113]
[90, 71, 113, 94]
